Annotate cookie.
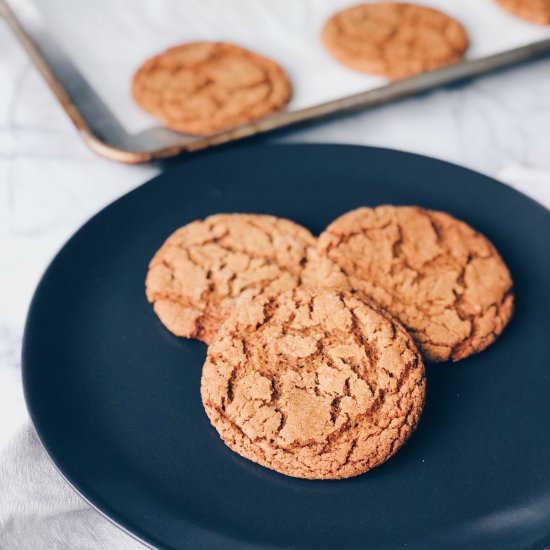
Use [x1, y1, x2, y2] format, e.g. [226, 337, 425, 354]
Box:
[132, 42, 291, 135]
[145, 214, 315, 344]
[496, 0, 550, 24]
[314, 206, 514, 363]
[201, 288, 425, 479]
[321, 3, 469, 80]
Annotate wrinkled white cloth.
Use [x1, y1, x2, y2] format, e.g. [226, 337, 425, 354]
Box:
[0, 425, 146, 549]
[0, 164, 547, 550]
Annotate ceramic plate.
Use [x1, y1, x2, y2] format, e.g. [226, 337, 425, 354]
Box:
[23, 144, 550, 549]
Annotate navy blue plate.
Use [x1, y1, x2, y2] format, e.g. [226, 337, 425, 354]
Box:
[23, 144, 550, 549]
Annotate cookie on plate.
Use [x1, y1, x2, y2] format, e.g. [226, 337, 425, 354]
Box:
[201, 288, 425, 479]
[321, 2, 469, 80]
[495, 0, 550, 24]
[132, 42, 291, 135]
[145, 214, 315, 344]
[314, 206, 514, 363]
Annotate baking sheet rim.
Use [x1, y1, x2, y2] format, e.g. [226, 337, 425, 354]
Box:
[3, 0, 550, 164]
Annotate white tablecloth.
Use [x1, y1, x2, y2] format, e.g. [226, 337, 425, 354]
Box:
[0, 426, 145, 549]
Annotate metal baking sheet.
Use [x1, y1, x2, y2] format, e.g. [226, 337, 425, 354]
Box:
[3, 0, 550, 164]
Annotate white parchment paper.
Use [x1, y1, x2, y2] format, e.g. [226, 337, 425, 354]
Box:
[32, 0, 550, 134]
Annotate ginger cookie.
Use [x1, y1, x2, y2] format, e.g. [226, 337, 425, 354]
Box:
[496, 0, 550, 24]
[321, 3, 469, 80]
[145, 214, 315, 344]
[132, 42, 291, 135]
[201, 288, 425, 480]
[314, 206, 514, 363]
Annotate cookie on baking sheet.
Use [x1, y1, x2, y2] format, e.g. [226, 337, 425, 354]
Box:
[145, 214, 315, 344]
[496, 0, 550, 24]
[314, 206, 514, 363]
[132, 42, 291, 135]
[201, 288, 425, 480]
[321, 2, 469, 80]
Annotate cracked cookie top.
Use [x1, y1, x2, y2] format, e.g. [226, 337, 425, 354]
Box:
[201, 288, 425, 479]
[132, 42, 291, 135]
[321, 2, 469, 80]
[496, 0, 550, 25]
[314, 206, 514, 363]
[145, 214, 315, 344]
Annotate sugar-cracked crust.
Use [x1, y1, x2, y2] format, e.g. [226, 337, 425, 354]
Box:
[132, 41, 291, 135]
[201, 289, 425, 479]
[321, 2, 469, 80]
[314, 206, 514, 363]
[145, 214, 315, 344]
[496, 0, 550, 24]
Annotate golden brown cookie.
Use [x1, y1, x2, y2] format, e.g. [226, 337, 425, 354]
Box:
[321, 3, 469, 80]
[496, 0, 550, 24]
[145, 214, 315, 344]
[201, 288, 425, 479]
[132, 42, 291, 135]
[314, 206, 514, 363]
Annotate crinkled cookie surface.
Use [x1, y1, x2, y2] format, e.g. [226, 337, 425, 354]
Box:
[132, 41, 291, 135]
[201, 289, 425, 479]
[314, 206, 514, 362]
[146, 214, 315, 344]
[322, 2, 468, 79]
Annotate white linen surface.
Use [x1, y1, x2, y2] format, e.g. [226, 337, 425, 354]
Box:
[0, 425, 146, 549]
